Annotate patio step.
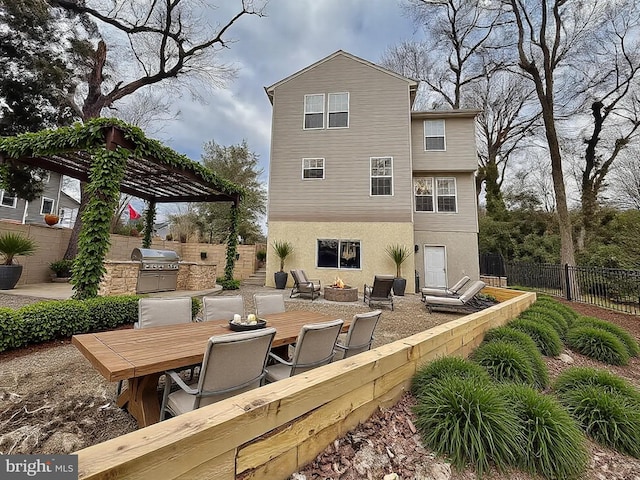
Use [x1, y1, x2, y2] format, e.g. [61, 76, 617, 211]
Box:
[243, 268, 266, 286]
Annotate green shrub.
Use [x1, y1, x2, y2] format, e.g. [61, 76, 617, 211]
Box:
[553, 367, 640, 404]
[483, 326, 549, 389]
[217, 277, 240, 290]
[534, 297, 579, 326]
[0, 308, 25, 350]
[566, 326, 630, 365]
[471, 340, 536, 386]
[499, 384, 588, 479]
[256, 249, 266, 262]
[191, 297, 201, 319]
[84, 295, 139, 330]
[411, 357, 490, 396]
[413, 377, 522, 476]
[523, 304, 568, 334]
[519, 310, 566, 339]
[19, 300, 90, 342]
[559, 386, 640, 458]
[509, 318, 563, 356]
[573, 316, 639, 357]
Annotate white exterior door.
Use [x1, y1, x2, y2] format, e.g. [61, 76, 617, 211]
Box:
[424, 246, 446, 288]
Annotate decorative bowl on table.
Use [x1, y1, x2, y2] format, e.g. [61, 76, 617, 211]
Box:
[228, 318, 267, 331]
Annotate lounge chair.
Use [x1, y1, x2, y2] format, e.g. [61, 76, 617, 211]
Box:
[254, 293, 285, 316]
[363, 275, 395, 311]
[334, 310, 382, 360]
[421, 275, 471, 300]
[290, 269, 322, 300]
[202, 295, 244, 321]
[423, 280, 486, 313]
[265, 319, 344, 382]
[160, 328, 276, 420]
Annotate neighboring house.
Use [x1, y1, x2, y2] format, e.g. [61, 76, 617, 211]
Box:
[0, 171, 79, 228]
[264, 50, 480, 292]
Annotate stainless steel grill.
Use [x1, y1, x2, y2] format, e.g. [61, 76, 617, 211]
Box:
[131, 248, 180, 294]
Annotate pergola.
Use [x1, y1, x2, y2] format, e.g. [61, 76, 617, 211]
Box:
[0, 118, 243, 298]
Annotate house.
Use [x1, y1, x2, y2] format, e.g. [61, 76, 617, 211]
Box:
[0, 171, 79, 227]
[264, 50, 480, 293]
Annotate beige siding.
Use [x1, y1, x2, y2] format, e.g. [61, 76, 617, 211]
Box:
[411, 117, 478, 171]
[412, 172, 478, 233]
[268, 54, 413, 222]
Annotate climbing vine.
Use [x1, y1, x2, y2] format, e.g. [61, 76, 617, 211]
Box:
[143, 202, 156, 248]
[224, 202, 240, 282]
[72, 147, 128, 299]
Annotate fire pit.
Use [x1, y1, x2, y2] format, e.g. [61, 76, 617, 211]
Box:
[324, 277, 358, 302]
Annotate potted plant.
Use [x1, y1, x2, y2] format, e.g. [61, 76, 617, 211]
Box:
[0, 232, 37, 289]
[44, 213, 60, 226]
[385, 243, 411, 296]
[49, 259, 74, 282]
[272, 240, 293, 289]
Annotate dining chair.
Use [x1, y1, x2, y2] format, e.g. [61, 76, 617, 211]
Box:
[334, 310, 382, 360]
[265, 319, 344, 382]
[254, 293, 286, 317]
[160, 328, 276, 420]
[117, 297, 193, 395]
[202, 295, 244, 321]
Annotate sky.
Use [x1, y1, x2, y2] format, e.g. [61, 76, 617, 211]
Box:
[134, 0, 421, 220]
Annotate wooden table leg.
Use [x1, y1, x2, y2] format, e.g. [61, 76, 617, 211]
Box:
[116, 373, 162, 428]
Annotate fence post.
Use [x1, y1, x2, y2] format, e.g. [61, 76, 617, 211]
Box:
[564, 263, 572, 301]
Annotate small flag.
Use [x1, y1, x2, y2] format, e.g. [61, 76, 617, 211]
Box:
[128, 204, 141, 220]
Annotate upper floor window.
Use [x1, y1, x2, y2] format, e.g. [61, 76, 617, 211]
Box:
[304, 94, 324, 129]
[370, 157, 393, 196]
[317, 239, 361, 269]
[302, 158, 325, 179]
[40, 197, 55, 215]
[424, 120, 446, 151]
[414, 177, 457, 212]
[328, 93, 349, 128]
[0, 190, 17, 208]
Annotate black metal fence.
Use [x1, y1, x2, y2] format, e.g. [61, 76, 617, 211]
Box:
[479, 253, 506, 277]
[505, 262, 640, 315]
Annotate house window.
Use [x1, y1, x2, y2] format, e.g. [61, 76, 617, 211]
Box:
[424, 120, 446, 151]
[302, 158, 325, 179]
[317, 239, 361, 269]
[414, 178, 434, 212]
[304, 94, 324, 129]
[414, 177, 457, 212]
[0, 190, 17, 208]
[370, 157, 393, 196]
[40, 197, 55, 215]
[328, 92, 349, 128]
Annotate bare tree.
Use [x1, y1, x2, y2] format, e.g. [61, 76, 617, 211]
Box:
[504, 0, 607, 267]
[610, 147, 640, 210]
[46, 0, 266, 259]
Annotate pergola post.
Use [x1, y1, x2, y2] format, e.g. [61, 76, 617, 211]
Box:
[224, 198, 241, 283]
[143, 202, 156, 249]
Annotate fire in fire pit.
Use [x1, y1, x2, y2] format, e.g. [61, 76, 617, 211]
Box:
[332, 276, 349, 289]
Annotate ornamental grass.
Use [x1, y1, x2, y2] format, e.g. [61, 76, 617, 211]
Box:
[566, 326, 630, 365]
[410, 356, 490, 397]
[553, 367, 640, 403]
[572, 316, 639, 357]
[509, 318, 563, 356]
[471, 340, 536, 387]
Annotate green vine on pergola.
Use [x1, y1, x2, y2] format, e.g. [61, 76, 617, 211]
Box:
[0, 117, 244, 299]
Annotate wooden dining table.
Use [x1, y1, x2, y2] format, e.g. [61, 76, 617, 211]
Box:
[72, 310, 349, 427]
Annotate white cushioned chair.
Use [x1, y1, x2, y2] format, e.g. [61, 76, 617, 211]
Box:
[421, 275, 471, 300]
[334, 310, 382, 360]
[202, 295, 244, 322]
[254, 293, 285, 317]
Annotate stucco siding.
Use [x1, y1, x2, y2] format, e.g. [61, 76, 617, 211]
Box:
[412, 172, 478, 233]
[268, 55, 413, 222]
[413, 231, 480, 289]
[266, 221, 415, 293]
[411, 117, 478, 171]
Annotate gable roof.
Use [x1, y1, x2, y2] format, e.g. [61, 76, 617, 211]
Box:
[264, 50, 419, 105]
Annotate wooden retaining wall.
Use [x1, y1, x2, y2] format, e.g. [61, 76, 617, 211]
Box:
[75, 287, 535, 479]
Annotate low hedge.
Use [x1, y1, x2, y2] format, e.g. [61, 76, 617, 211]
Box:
[0, 295, 202, 353]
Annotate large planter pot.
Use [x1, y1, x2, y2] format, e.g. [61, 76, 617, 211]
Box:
[0, 264, 23, 290]
[274, 271, 288, 289]
[44, 214, 60, 226]
[392, 277, 407, 296]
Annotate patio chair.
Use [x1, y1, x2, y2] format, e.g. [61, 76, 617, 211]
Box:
[363, 275, 395, 311]
[265, 319, 344, 382]
[421, 275, 471, 300]
[290, 269, 322, 301]
[254, 293, 285, 317]
[202, 295, 244, 322]
[423, 280, 487, 314]
[118, 297, 193, 395]
[334, 310, 382, 360]
[160, 327, 276, 420]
